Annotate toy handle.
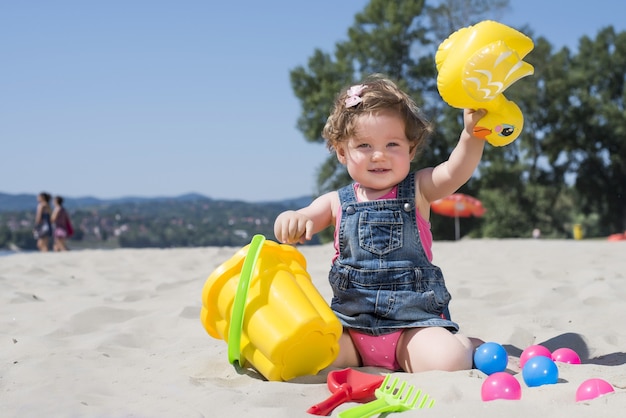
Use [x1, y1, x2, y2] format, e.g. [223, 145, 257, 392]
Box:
[306, 385, 351, 416]
[337, 398, 391, 418]
[227, 234, 266, 365]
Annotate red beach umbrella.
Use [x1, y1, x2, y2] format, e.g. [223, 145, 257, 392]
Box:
[431, 193, 485, 240]
[607, 232, 626, 242]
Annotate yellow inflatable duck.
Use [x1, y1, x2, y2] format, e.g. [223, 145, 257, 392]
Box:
[436, 20, 534, 146]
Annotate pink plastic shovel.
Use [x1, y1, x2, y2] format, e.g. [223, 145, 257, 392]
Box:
[307, 368, 385, 416]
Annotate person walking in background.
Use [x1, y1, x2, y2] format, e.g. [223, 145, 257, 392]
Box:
[34, 192, 53, 252]
[52, 196, 73, 251]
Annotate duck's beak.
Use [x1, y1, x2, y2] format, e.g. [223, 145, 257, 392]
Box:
[472, 126, 491, 139]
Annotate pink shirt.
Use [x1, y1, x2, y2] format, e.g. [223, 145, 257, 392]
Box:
[333, 184, 433, 262]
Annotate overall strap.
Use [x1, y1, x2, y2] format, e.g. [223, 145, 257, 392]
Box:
[397, 173, 415, 200]
[337, 182, 357, 205]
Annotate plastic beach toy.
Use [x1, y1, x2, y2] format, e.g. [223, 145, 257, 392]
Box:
[551, 347, 581, 364]
[474, 342, 508, 375]
[519, 344, 552, 368]
[200, 235, 342, 381]
[227, 234, 265, 366]
[436, 20, 534, 146]
[575, 378, 614, 402]
[307, 368, 385, 416]
[522, 356, 558, 387]
[481, 372, 522, 401]
[338, 374, 434, 418]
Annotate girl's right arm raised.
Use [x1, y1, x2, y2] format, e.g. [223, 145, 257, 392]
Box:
[274, 191, 338, 244]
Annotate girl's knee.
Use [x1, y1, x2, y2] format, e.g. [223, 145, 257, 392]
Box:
[442, 337, 474, 371]
[397, 328, 474, 372]
[422, 341, 472, 372]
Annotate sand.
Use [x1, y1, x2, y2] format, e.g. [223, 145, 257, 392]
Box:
[1, 239, 625, 417]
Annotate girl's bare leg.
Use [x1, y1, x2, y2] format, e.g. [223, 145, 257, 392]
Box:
[56, 238, 68, 251]
[396, 327, 474, 373]
[330, 330, 361, 368]
[37, 238, 49, 252]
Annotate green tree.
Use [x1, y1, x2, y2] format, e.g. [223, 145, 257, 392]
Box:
[565, 28, 626, 234]
[290, 0, 511, 240]
[529, 27, 626, 236]
[474, 27, 626, 238]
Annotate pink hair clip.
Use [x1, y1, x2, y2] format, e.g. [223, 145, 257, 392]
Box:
[345, 84, 365, 108]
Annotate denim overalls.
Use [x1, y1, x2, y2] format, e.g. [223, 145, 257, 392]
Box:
[329, 174, 458, 336]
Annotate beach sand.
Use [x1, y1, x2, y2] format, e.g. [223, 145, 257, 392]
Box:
[1, 239, 625, 417]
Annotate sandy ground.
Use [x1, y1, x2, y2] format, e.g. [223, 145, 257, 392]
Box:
[1, 239, 625, 417]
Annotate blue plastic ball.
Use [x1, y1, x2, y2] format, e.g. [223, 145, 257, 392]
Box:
[474, 342, 509, 375]
[522, 356, 559, 387]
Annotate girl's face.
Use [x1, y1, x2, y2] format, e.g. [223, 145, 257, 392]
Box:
[336, 110, 414, 197]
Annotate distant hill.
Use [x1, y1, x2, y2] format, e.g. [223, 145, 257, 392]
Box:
[0, 192, 312, 213]
[0, 192, 319, 249]
[0, 193, 34, 212]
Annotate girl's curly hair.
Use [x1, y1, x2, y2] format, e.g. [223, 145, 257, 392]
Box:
[322, 74, 432, 159]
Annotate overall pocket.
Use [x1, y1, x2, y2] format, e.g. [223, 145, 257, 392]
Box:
[358, 210, 403, 256]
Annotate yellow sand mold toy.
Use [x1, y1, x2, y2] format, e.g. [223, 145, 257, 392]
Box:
[200, 235, 342, 381]
[436, 20, 534, 146]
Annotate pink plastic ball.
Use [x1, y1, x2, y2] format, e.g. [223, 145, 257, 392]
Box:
[551, 347, 581, 364]
[481, 372, 522, 401]
[576, 378, 614, 402]
[519, 344, 552, 368]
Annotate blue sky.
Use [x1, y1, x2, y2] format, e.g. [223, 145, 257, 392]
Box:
[2, 0, 625, 202]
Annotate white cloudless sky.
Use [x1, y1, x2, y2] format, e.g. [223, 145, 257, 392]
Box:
[2, 0, 624, 201]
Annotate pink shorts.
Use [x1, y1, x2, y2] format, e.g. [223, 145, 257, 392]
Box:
[54, 228, 68, 238]
[348, 329, 403, 371]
